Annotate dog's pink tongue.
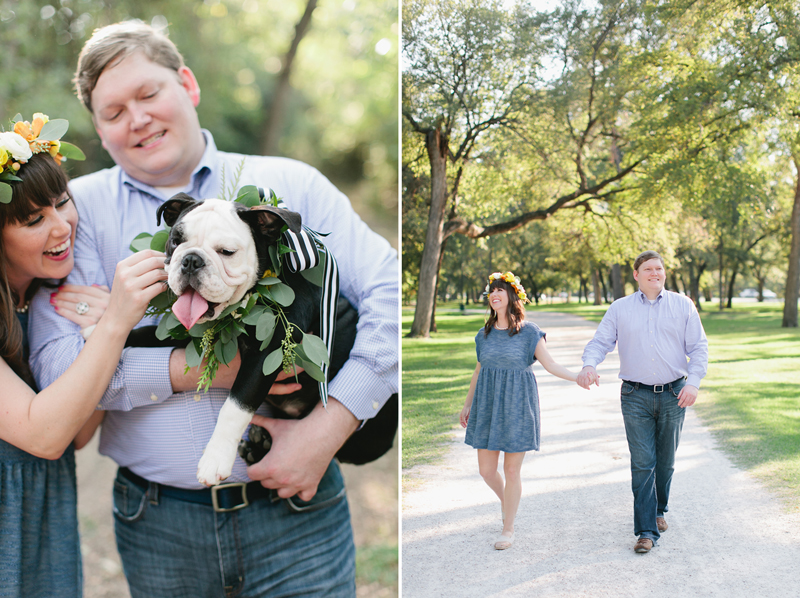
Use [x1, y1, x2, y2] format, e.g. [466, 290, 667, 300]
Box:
[173, 289, 209, 330]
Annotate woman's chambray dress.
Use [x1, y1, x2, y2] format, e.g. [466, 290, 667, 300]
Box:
[465, 321, 546, 453]
[0, 312, 81, 598]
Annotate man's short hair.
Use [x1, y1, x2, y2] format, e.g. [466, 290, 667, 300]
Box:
[633, 250, 665, 271]
[74, 20, 185, 113]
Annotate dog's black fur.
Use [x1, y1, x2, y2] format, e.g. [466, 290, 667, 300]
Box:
[125, 194, 396, 465]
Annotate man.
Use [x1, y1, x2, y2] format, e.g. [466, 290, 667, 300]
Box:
[577, 250, 708, 554]
[29, 21, 397, 597]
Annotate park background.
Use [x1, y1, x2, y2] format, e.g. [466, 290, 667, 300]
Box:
[402, 0, 800, 539]
[2, 0, 398, 596]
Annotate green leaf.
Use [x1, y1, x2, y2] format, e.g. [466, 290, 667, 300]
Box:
[37, 119, 68, 141]
[219, 303, 239, 318]
[262, 348, 283, 375]
[156, 314, 173, 340]
[268, 245, 281, 275]
[151, 229, 169, 252]
[278, 244, 295, 256]
[11, 114, 22, 122]
[185, 339, 203, 368]
[301, 333, 330, 366]
[300, 359, 326, 383]
[188, 321, 214, 337]
[235, 185, 261, 207]
[301, 262, 324, 287]
[58, 142, 85, 161]
[257, 276, 281, 286]
[255, 311, 277, 341]
[129, 232, 153, 253]
[222, 338, 238, 364]
[268, 283, 295, 307]
[0, 183, 11, 204]
[149, 290, 175, 310]
[241, 304, 267, 325]
[220, 328, 232, 345]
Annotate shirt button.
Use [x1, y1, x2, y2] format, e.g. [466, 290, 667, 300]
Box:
[150, 393, 158, 402]
[372, 401, 380, 411]
[194, 395, 201, 402]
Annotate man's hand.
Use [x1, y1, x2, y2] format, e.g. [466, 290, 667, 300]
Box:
[677, 384, 698, 408]
[247, 398, 359, 501]
[577, 366, 600, 389]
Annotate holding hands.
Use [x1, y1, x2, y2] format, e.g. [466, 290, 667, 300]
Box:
[577, 365, 600, 390]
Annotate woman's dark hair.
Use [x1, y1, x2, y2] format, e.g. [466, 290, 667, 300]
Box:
[0, 153, 70, 387]
[484, 277, 525, 337]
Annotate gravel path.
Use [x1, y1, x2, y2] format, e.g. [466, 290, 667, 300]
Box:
[402, 311, 800, 597]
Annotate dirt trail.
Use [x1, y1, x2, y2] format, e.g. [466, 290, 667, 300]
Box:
[402, 311, 800, 597]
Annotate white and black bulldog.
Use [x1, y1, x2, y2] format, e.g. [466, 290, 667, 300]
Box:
[145, 194, 396, 486]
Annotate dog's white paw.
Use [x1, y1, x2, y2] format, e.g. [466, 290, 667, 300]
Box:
[197, 440, 237, 486]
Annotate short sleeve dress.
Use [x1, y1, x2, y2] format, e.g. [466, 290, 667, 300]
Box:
[465, 321, 546, 453]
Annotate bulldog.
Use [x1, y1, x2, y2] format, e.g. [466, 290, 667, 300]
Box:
[151, 193, 397, 486]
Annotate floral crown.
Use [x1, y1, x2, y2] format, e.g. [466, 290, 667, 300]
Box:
[485, 271, 530, 304]
[0, 113, 85, 204]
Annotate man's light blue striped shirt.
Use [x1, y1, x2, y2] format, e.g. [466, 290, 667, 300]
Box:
[581, 289, 708, 388]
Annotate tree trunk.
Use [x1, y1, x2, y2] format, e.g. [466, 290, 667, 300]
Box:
[718, 235, 725, 311]
[592, 268, 602, 305]
[261, 0, 318, 155]
[782, 154, 800, 327]
[599, 271, 609, 304]
[430, 238, 449, 333]
[611, 264, 624, 299]
[409, 127, 448, 337]
[726, 266, 738, 309]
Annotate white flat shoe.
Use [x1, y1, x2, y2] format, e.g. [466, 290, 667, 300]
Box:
[494, 532, 514, 550]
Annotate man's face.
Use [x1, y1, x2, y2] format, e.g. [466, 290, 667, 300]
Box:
[90, 52, 206, 187]
[633, 258, 666, 295]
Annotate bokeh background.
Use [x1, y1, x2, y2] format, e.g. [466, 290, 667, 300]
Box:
[1, 0, 398, 595]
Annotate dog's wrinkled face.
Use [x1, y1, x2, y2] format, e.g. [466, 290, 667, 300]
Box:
[165, 198, 258, 329]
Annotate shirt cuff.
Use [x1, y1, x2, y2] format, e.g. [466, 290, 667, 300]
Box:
[685, 375, 702, 389]
[100, 347, 175, 410]
[327, 360, 394, 421]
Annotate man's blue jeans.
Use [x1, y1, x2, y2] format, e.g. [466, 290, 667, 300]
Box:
[111, 461, 355, 598]
[620, 379, 686, 543]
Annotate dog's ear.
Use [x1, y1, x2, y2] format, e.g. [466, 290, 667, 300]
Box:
[157, 193, 202, 227]
[237, 205, 303, 240]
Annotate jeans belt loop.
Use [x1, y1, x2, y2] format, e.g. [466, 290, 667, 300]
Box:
[211, 483, 249, 513]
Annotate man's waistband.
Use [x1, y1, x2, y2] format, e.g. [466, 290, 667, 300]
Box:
[119, 466, 275, 513]
[622, 377, 685, 393]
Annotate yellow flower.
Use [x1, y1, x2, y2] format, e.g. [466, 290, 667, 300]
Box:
[49, 141, 61, 158]
[0, 147, 7, 170]
[261, 269, 277, 279]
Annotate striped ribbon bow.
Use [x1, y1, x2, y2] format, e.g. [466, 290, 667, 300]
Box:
[259, 188, 339, 407]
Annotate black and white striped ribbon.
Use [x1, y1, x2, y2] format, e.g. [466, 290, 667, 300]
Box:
[261, 189, 338, 406]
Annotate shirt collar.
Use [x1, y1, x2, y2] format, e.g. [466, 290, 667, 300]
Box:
[635, 287, 667, 303]
[120, 129, 216, 200]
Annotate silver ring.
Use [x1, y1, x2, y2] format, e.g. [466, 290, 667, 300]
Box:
[76, 301, 89, 316]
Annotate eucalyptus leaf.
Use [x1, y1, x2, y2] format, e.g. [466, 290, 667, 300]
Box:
[262, 348, 283, 376]
[300, 262, 324, 287]
[269, 283, 295, 307]
[188, 321, 214, 337]
[155, 314, 173, 340]
[222, 338, 238, 364]
[0, 183, 11, 204]
[151, 229, 169, 252]
[57, 142, 86, 161]
[268, 245, 280, 275]
[235, 185, 261, 207]
[300, 359, 326, 383]
[219, 328, 232, 345]
[241, 304, 267, 325]
[149, 290, 175, 310]
[255, 311, 276, 341]
[129, 232, 153, 253]
[37, 119, 68, 141]
[257, 276, 281, 286]
[186, 339, 203, 368]
[301, 333, 330, 366]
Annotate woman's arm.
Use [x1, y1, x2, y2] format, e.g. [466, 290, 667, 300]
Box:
[534, 338, 578, 382]
[0, 250, 167, 459]
[460, 362, 481, 428]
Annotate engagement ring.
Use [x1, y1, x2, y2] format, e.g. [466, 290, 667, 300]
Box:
[76, 301, 89, 315]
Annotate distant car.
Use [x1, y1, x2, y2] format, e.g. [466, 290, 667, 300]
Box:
[739, 288, 777, 299]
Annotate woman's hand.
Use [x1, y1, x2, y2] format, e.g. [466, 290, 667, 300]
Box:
[102, 250, 169, 335]
[460, 404, 470, 428]
[52, 284, 111, 328]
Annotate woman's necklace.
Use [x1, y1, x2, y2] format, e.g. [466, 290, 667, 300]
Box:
[15, 301, 29, 314]
[495, 323, 509, 330]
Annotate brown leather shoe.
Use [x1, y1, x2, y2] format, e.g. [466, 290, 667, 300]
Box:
[657, 517, 668, 532]
[634, 538, 653, 553]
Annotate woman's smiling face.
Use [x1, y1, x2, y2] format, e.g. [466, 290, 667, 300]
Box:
[489, 285, 509, 313]
[2, 191, 78, 293]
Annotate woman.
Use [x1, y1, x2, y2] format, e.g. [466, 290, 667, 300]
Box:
[460, 271, 581, 550]
[0, 115, 167, 597]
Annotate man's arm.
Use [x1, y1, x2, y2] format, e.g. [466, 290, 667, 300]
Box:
[581, 304, 619, 371]
[677, 301, 709, 408]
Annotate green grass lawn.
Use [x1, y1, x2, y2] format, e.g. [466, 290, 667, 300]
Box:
[402, 302, 800, 509]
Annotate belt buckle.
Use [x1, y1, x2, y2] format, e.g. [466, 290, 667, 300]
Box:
[211, 483, 249, 512]
[654, 384, 664, 393]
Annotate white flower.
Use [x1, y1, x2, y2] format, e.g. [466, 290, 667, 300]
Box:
[0, 132, 32, 162]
